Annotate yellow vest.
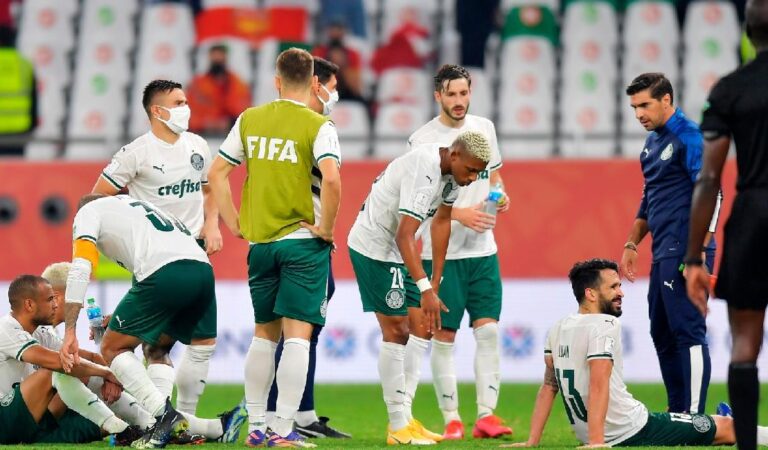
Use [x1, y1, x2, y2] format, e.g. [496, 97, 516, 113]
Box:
[0, 48, 33, 134]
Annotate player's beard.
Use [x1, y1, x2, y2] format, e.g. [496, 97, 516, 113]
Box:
[442, 102, 468, 122]
[599, 295, 623, 317]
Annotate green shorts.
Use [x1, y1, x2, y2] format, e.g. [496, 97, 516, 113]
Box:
[109, 259, 215, 346]
[248, 238, 332, 326]
[0, 384, 101, 444]
[617, 412, 717, 446]
[424, 254, 502, 330]
[349, 249, 420, 316]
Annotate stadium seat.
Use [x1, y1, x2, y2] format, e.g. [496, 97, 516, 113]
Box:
[559, 72, 618, 158]
[64, 142, 119, 161]
[499, 37, 557, 84]
[682, 36, 739, 122]
[194, 39, 254, 85]
[76, 39, 132, 89]
[34, 85, 66, 140]
[135, 40, 194, 88]
[684, 0, 741, 55]
[561, 0, 619, 51]
[80, 0, 138, 51]
[139, 3, 195, 51]
[466, 68, 493, 119]
[379, 0, 439, 45]
[19, 43, 71, 90]
[202, 0, 258, 8]
[501, 5, 558, 46]
[24, 142, 60, 160]
[252, 39, 280, 107]
[68, 67, 129, 142]
[624, 0, 679, 48]
[501, 0, 560, 15]
[622, 39, 679, 89]
[373, 104, 429, 159]
[330, 101, 371, 160]
[17, 0, 78, 52]
[376, 68, 432, 110]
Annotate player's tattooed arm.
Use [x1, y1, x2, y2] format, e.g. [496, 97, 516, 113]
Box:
[64, 303, 82, 331]
[544, 363, 559, 392]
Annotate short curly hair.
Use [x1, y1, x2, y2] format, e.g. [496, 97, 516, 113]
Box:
[453, 130, 491, 163]
[42, 262, 71, 290]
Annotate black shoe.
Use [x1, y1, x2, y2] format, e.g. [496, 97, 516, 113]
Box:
[295, 417, 351, 439]
[170, 430, 206, 445]
[110, 425, 145, 447]
[131, 398, 189, 449]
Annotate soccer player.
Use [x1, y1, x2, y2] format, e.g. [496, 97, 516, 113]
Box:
[58, 194, 245, 448]
[406, 64, 511, 440]
[685, 1, 768, 447]
[620, 73, 720, 414]
[0, 274, 138, 445]
[208, 47, 342, 448]
[92, 79, 221, 415]
[265, 56, 350, 440]
[507, 259, 768, 448]
[348, 130, 491, 445]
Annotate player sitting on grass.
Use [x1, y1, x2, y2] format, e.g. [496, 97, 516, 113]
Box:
[506, 259, 768, 448]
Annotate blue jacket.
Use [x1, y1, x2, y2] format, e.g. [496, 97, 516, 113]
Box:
[637, 108, 716, 261]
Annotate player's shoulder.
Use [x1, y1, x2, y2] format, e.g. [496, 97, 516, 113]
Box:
[119, 133, 152, 156]
[408, 117, 441, 143]
[586, 314, 622, 333]
[181, 131, 208, 147]
[464, 114, 495, 131]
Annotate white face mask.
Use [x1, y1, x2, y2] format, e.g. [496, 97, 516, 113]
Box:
[316, 85, 339, 116]
[155, 105, 191, 134]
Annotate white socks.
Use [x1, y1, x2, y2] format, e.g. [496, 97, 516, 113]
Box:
[403, 334, 429, 421]
[296, 410, 319, 428]
[179, 411, 224, 439]
[273, 338, 310, 437]
[111, 352, 167, 417]
[53, 372, 128, 433]
[176, 344, 215, 414]
[245, 337, 277, 433]
[431, 339, 461, 424]
[474, 323, 501, 418]
[88, 376, 155, 429]
[379, 341, 408, 432]
[146, 363, 175, 401]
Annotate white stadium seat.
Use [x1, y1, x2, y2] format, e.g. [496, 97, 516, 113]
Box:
[562, 0, 619, 51]
[376, 68, 432, 110]
[330, 101, 371, 160]
[624, 1, 679, 48]
[467, 68, 493, 120]
[373, 104, 429, 159]
[252, 39, 280, 107]
[17, 0, 78, 52]
[68, 66, 128, 142]
[80, 0, 138, 51]
[380, 0, 438, 45]
[202, 0, 258, 8]
[684, 0, 741, 54]
[139, 3, 195, 51]
[559, 72, 618, 158]
[499, 37, 557, 84]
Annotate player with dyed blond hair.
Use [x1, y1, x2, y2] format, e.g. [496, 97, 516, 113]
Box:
[348, 130, 491, 445]
[405, 64, 511, 440]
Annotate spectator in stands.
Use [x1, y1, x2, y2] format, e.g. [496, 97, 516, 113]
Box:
[186, 44, 251, 135]
[456, 0, 500, 68]
[319, 0, 367, 39]
[0, 25, 36, 156]
[371, 21, 432, 74]
[313, 19, 365, 102]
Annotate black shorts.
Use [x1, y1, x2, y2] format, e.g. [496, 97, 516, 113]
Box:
[716, 190, 768, 309]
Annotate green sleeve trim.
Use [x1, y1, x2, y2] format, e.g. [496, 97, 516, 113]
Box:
[316, 153, 340, 165]
[101, 172, 123, 190]
[587, 353, 613, 360]
[16, 340, 39, 360]
[75, 235, 97, 244]
[218, 149, 241, 165]
[544, 349, 552, 354]
[201, 180, 209, 185]
[398, 208, 425, 221]
[442, 200, 455, 205]
[490, 162, 503, 171]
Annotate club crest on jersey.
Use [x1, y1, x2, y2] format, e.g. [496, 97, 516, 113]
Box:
[385, 289, 404, 309]
[190, 153, 205, 171]
[692, 415, 712, 433]
[0, 389, 14, 407]
[660, 143, 674, 161]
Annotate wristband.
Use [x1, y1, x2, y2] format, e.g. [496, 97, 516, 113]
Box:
[416, 278, 432, 293]
[624, 241, 638, 252]
[683, 257, 704, 266]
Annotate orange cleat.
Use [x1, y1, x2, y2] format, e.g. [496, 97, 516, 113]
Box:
[442, 420, 464, 440]
[472, 415, 513, 439]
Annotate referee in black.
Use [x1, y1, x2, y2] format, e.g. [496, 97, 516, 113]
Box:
[685, 0, 768, 448]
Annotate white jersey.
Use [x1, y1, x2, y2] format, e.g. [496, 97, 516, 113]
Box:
[73, 195, 209, 282]
[348, 144, 459, 263]
[100, 131, 212, 237]
[545, 314, 648, 446]
[0, 316, 68, 399]
[408, 115, 503, 260]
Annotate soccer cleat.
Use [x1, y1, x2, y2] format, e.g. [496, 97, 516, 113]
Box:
[409, 418, 443, 442]
[110, 425, 145, 447]
[170, 430, 206, 445]
[245, 429, 268, 448]
[442, 420, 465, 440]
[218, 398, 248, 443]
[131, 398, 189, 449]
[717, 401, 733, 417]
[386, 425, 436, 445]
[472, 414, 513, 439]
[266, 429, 317, 447]
[296, 416, 352, 439]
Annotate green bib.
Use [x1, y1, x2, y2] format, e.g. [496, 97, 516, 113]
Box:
[238, 100, 328, 243]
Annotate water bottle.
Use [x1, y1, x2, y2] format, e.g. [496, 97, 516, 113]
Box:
[86, 298, 105, 345]
[483, 183, 504, 216]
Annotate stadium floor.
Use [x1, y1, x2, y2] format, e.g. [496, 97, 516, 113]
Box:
[9, 383, 766, 449]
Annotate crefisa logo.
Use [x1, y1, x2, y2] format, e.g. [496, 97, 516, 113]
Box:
[501, 326, 535, 358]
[323, 327, 356, 359]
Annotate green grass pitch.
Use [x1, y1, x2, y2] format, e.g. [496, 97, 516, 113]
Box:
[8, 382, 768, 449]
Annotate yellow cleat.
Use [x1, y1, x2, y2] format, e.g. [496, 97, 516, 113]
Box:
[409, 419, 444, 443]
[387, 425, 436, 445]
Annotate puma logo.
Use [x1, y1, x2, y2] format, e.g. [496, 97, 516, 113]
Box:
[426, 175, 433, 183]
[664, 280, 674, 290]
[488, 385, 498, 393]
[88, 399, 99, 406]
[442, 393, 455, 400]
[114, 315, 126, 328]
[152, 164, 165, 174]
[395, 390, 406, 396]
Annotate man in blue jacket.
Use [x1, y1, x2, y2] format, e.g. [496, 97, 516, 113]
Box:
[620, 73, 721, 415]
